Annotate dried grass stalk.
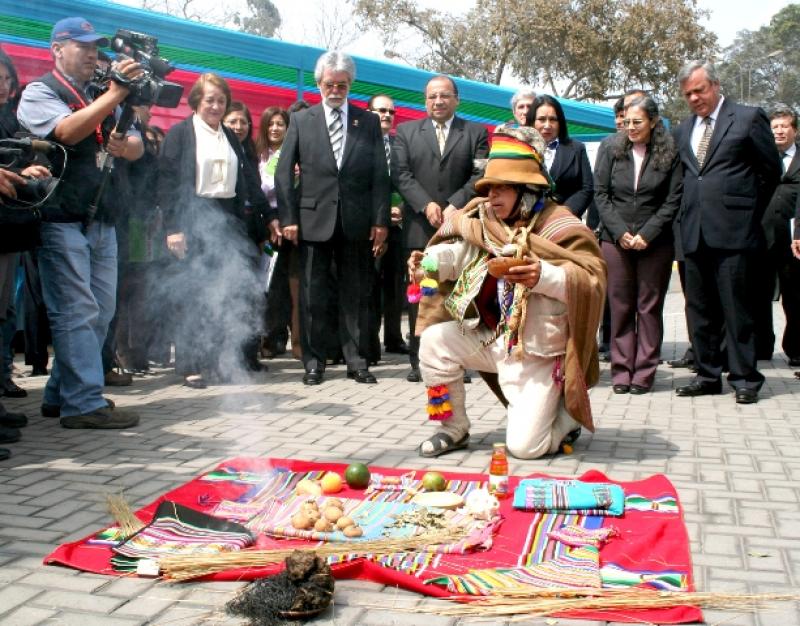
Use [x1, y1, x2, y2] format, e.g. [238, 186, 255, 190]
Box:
[159, 529, 466, 581]
[358, 588, 800, 619]
[105, 493, 145, 537]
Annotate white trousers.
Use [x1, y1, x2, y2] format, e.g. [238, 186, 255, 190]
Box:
[419, 321, 579, 459]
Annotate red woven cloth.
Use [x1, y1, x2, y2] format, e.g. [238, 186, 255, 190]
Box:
[44, 457, 701, 624]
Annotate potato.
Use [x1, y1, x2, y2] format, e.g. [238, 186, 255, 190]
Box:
[314, 518, 333, 532]
[336, 515, 354, 530]
[323, 506, 343, 522]
[325, 498, 344, 509]
[291, 512, 313, 530]
[343, 525, 363, 538]
[296, 479, 322, 497]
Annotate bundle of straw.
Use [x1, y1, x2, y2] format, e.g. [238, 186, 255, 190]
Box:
[159, 529, 466, 581]
[105, 493, 145, 537]
[359, 588, 800, 618]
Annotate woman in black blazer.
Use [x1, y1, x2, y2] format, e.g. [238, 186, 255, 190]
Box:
[594, 96, 681, 394]
[158, 73, 275, 389]
[525, 95, 594, 218]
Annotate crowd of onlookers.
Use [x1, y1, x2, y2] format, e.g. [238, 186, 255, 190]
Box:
[1, 16, 799, 461]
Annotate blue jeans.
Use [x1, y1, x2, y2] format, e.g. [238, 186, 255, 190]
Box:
[38, 222, 117, 417]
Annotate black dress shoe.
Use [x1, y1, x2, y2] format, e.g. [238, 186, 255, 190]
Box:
[675, 380, 722, 396]
[303, 369, 323, 385]
[0, 412, 28, 428]
[735, 388, 758, 404]
[347, 369, 377, 384]
[385, 343, 409, 355]
[612, 384, 630, 394]
[0, 448, 9, 461]
[0, 426, 21, 444]
[3, 381, 27, 398]
[788, 357, 800, 367]
[629, 384, 651, 395]
[406, 368, 421, 383]
[668, 357, 694, 369]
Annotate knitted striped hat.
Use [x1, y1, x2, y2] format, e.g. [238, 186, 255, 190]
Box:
[475, 125, 549, 193]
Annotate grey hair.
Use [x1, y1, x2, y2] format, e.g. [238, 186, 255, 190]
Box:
[511, 86, 537, 110]
[314, 51, 356, 83]
[678, 60, 719, 86]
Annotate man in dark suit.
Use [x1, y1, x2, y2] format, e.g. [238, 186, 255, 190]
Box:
[276, 51, 390, 386]
[755, 106, 800, 364]
[366, 93, 407, 359]
[392, 74, 489, 382]
[673, 60, 782, 404]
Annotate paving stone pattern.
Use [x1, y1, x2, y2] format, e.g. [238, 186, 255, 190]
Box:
[0, 273, 798, 625]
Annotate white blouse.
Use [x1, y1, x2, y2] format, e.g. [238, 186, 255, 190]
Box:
[192, 114, 238, 198]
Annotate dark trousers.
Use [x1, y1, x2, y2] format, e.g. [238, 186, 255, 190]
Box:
[21, 250, 50, 372]
[602, 239, 673, 387]
[298, 229, 372, 373]
[370, 226, 405, 358]
[684, 243, 763, 390]
[753, 244, 800, 359]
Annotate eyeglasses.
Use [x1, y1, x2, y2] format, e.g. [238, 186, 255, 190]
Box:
[371, 107, 395, 115]
[322, 81, 349, 91]
[623, 119, 646, 128]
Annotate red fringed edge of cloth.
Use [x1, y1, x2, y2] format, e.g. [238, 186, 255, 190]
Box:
[426, 384, 453, 420]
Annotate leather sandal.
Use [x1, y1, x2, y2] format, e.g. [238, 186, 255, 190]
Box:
[418, 432, 469, 458]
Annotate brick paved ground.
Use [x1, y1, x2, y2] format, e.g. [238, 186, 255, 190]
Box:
[0, 271, 798, 625]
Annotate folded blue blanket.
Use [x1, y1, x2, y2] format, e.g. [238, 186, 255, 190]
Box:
[513, 479, 625, 516]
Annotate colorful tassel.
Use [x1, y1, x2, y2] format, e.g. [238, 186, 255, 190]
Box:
[426, 384, 454, 421]
[420, 255, 438, 273]
[406, 283, 422, 303]
[420, 277, 439, 296]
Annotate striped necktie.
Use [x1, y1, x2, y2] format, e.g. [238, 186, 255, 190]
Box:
[384, 135, 391, 172]
[436, 122, 446, 155]
[329, 108, 343, 165]
[695, 116, 713, 168]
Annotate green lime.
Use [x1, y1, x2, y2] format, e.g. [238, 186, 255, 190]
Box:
[344, 462, 371, 489]
[422, 471, 447, 492]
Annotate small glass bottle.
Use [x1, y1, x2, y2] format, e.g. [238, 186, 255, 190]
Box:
[488, 442, 509, 499]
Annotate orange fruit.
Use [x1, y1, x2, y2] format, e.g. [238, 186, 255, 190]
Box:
[320, 472, 343, 494]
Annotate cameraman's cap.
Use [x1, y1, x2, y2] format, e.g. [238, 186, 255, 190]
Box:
[51, 17, 109, 46]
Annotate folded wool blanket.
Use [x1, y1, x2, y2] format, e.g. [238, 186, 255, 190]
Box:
[513, 479, 625, 516]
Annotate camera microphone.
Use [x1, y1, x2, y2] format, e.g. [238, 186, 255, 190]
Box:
[0, 138, 56, 154]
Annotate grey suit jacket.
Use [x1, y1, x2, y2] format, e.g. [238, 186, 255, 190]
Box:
[391, 116, 489, 249]
[275, 102, 390, 243]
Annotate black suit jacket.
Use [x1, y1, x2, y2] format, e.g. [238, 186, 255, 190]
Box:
[157, 115, 270, 243]
[275, 103, 389, 243]
[549, 139, 594, 218]
[391, 116, 489, 249]
[675, 99, 782, 254]
[763, 144, 800, 250]
[594, 139, 682, 245]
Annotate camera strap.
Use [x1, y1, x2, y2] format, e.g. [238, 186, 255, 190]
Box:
[51, 69, 105, 148]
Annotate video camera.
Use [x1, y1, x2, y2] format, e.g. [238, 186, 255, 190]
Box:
[99, 29, 183, 108]
[0, 138, 61, 208]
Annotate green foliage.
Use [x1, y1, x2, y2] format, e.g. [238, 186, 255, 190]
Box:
[718, 3, 800, 110]
[351, 0, 716, 102]
[233, 0, 282, 38]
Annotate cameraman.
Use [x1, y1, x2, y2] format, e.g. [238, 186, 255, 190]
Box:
[17, 17, 143, 430]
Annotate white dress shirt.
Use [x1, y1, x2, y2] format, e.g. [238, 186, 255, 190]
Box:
[690, 96, 725, 157]
[192, 114, 238, 198]
[781, 143, 796, 175]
